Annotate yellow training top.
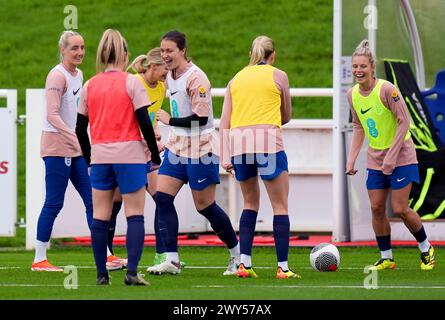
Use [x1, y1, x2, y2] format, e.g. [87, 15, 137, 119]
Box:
[136, 73, 165, 125]
[352, 79, 410, 150]
[230, 65, 281, 128]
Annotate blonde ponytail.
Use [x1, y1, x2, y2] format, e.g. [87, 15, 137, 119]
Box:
[249, 35, 274, 66]
[128, 47, 164, 73]
[96, 29, 128, 73]
[352, 39, 375, 66]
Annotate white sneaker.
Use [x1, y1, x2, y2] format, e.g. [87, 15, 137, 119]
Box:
[223, 256, 240, 276]
[147, 260, 181, 275]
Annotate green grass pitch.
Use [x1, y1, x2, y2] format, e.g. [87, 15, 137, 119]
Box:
[0, 246, 443, 300]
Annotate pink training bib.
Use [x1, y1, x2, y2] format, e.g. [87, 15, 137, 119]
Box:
[87, 71, 142, 144]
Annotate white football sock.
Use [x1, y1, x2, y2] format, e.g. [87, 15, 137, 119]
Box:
[381, 249, 393, 260]
[240, 254, 252, 268]
[166, 252, 179, 263]
[418, 239, 431, 253]
[229, 243, 240, 258]
[34, 240, 48, 263]
[107, 246, 112, 257]
[278, 261, 289, 271]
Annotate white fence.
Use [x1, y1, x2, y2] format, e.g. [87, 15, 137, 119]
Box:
[25, 88, 333, 249]
[9, 84, 444, 249]
[0, 90, 17, 236]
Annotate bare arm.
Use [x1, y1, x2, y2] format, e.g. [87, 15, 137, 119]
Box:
[220, 80, 234, 172]
[346, 90, 365, 175]
[274, 69, 292, 125]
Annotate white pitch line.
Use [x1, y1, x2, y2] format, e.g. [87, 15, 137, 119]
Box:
[1, 283, 444, 289]
[0, 284, 97, 287]
[0, 265, 426, 271]
[193, 285, 445, 289]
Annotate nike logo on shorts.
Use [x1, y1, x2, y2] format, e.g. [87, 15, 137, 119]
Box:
[198, 178, 207, 183]
[397, 177, 406, 182]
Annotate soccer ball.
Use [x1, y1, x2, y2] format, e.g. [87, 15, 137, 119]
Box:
[310, 243, 340, 272]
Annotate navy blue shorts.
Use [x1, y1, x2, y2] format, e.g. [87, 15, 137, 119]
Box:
[366, 164, 419, 190]
[90, 163, 147, 194]
[158, 149, 220, 191]
[146, 160, 159, 174]
[231, 151, 288, 182]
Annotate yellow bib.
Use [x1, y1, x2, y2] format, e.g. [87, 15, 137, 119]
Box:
[230, 65, 281, 128]
[352, 79, 410, 150]
[136, 74, 165, 125]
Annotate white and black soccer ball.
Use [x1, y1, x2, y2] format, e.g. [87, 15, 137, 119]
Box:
[310, 243, 340, 272]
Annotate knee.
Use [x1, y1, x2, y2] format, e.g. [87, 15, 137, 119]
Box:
[195, 198, 213, 212]
[392, 206, 409, 219]
[155, 191, 175, 212]
[42, 201, 64, 216]
[370, 203, 386, 217]
[155, 192, 175, 207]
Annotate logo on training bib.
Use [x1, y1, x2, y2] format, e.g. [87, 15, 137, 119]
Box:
[374, 104, 383, 115]
[147, 100, 158, 108]
[198, 86, 206, 98]
[149, 112, 155, 124]
[366, 118, 378, 138]
[361, 106, 373, 115]
[73, 88, 81, 95]
[65, 157, 72, 167]
[171, 100, 179, 117]
[391, 90, 400, 102]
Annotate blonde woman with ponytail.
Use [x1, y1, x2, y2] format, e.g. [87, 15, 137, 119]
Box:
[76, 29, 161, 286]
[106, 48, 169, 272]
[346, 39, 435, 271]
[220, 35, 297, 279]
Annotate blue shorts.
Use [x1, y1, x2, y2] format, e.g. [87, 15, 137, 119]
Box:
[158, 149, 220, 191]
[366, 164, 420, 190]
[146, 161, 159, 174]
[231, 151, 288, 182]
[90, 163, 147, 194]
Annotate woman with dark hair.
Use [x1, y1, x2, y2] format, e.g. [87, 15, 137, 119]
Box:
[147, 30, 240, 276]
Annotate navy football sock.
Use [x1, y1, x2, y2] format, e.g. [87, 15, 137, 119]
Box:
[412, 225, 427, 243]
[198, 202, 238, 249]
[239, 209, 258, 256]
[273, 215, 290, 262]
[155, 192, 179, 252]
[91, 218, 110, 275]
[126, 215, 145, 273]
[152, 194, 165, 254]
[376, 235, 392, 252]
[107, 201, 122, 255]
